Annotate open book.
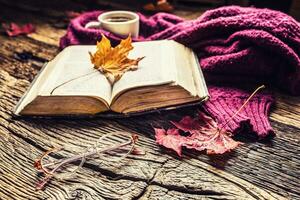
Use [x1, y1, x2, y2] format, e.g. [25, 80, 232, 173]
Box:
[14, 40, 209, 116]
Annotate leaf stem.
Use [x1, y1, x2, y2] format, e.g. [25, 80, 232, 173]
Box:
[50, 70, 98, 95]
[220, 85, 265, 130]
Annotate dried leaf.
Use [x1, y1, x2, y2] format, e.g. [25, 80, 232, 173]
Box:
[154, 111, 242, 156]
[2, 23, 35, 37]
[155, 128, 186, 156]
[89, 34, 144, 84]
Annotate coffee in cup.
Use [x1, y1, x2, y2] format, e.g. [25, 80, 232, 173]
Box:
[85, 11, 139, 38]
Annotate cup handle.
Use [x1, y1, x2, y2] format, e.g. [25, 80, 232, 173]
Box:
[85, 21, 101, 29]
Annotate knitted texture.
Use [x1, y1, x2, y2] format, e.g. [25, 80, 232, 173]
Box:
[206, 86, 274, 138]
[60, 6, 300, 138]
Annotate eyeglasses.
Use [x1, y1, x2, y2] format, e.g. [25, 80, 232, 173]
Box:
[34, 132, 143, 190]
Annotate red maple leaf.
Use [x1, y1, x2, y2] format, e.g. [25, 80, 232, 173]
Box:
[155, 128, 187, 156]
[154, 111, 242, 156]
[2, 23, 35, 37]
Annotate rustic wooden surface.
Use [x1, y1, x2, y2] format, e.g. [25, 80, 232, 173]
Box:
[0, 1, 299, 199]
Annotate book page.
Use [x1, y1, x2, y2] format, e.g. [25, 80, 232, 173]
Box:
[111, 40, 176, 101]
[189, 52, 209, 98]
[173, 42, 208, 98]
[173, 42, 197, 96]
[39, 46, 112, 104]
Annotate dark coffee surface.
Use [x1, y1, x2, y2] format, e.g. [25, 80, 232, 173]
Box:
[105, 16, 132, 22]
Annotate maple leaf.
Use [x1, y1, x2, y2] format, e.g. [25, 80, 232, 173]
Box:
[154, 111, 242, 156]
[2, 23, 35, 37]
[89, 34, 144, 84]
[155, 128, 186, 156]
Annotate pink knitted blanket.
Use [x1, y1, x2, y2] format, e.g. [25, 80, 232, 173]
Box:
[60, 6, 300, 138]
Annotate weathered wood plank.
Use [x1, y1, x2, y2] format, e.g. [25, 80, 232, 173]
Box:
[151, 159, 284, 200]
[0, 35, 58, 81]
[139, 185, 235, 200]
[0, 70, 285, 199]
[270, 94, 300, 128]
[0, 2, 299, 199]
[0, 3, 66, 46]
[0, 125, 148, 200]
[115, 110, 300, 199]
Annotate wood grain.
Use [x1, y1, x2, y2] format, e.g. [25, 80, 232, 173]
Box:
[114, 113, 300, 199]
[0, 2, 299, 199]
[0, 70, 286, 199]
[270, 94, 300, 128]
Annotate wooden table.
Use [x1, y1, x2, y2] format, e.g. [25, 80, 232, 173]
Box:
[0, 1, 299, 199]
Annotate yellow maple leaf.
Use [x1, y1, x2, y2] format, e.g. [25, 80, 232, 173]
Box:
[89, 34, 144, 84]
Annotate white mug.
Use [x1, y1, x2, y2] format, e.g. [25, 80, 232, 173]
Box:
[85, 11, 139, 38]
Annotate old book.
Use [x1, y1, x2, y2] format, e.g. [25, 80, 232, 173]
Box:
[14, 40, 209, 116]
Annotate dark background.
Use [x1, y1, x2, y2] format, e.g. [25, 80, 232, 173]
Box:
[0, 0, 299, 21]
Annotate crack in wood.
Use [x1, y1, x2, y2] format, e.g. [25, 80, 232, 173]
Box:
[0, 1, 299, 197]
[13, 51, 49, 63]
